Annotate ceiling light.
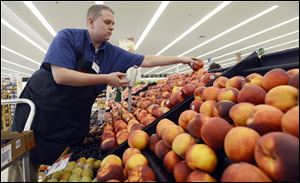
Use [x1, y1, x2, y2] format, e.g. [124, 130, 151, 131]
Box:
[135, 1, 170, 50]
[1, 18, 47, 53]
[2, 67, 32, 76]
[178, 5, 279, 57]
[1, 58, 36, 71]
[23, 1, 57, 37]
[211, 30, 299, 61]
[198, 16, 299, 59]
[156, 1, 231, 55]
[95, 1, 104, 4]
[1, 45, 41, 65]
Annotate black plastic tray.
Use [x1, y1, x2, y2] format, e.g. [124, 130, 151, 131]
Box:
[101, 48, 299, 182]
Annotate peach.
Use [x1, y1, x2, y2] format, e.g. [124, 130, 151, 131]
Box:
[127, 120, 140, 132]
[128, 130, 149, 150]
[163, 151, 182, 173]
[246, 104, 284, 135]
[265, 85, 298, 112]
[287, 68, 299, 77]
[186, 144, 217, 173]
[288, 73, 299, 89]
[213, 101, 235, 122]
[140, 115, 156, 126]
[182, 84, 197, 97]
[127, 165, 156, 182]
[213, 76, 228, 88]
[152, 107, 164, 118]
[122, 113, 134, 123]
[229, 102, 255, 126]
[237, 85, 266, 105]
[189, 99, 204, 112]
[199, 100, 217, 117]
[216, 87, 239, 103]
[173, 161, 193, 182]
[194, 86, 206, 100]
[104, 124, 114, 131]
[125, 154, 148, 171]
[102, 131, 115, 140]
[201, 117, 233, 150]
[162, 125, 185, 148]
[221, 162, 271, 182]
[186, 113, 209, 139]
[148, 134, 161, 152]
[96, 164, 124, 182]
[116, 129, 129, 145]
[245, 73, 263, 87]
[171, 86, 182, 94]
[178, 110, 198, 130]
[191, 60, 204, 71]
[169, 91, 185, 106]
[202, 86, 220, 101]
[101, 155, 122, 169]
[281, 106, 299, 137]
[122, 148, 141, 164]
[154, 140, 171, 160]
[262, 68, 289, 91]
[201, 73, 218, 84]
[255, 132, 299, 181]
[224, 127, 260, 163]
[156, 119, 175, 138]
[101, 138, 117, 152]
[172, 133, 196, 158]
[225, 76, 246, 90]
[130, 123, 145, 133]
[187, 170, 217, 182]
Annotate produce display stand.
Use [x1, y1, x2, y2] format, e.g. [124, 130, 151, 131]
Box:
[100, 47, 299, 182]
[1, 98, 36, 182]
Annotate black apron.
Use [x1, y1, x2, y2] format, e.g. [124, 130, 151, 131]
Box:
[12, 50, 102, 165]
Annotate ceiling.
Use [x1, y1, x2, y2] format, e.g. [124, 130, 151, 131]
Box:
[1, 1, 299, 78]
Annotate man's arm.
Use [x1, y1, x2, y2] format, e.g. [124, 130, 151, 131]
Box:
[51, 65, 129, 87]
[140, 55, 201, 68]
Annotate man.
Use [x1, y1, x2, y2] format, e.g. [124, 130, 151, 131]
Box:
[11, 4, 200, 179]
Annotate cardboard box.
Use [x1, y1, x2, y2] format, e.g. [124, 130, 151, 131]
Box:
[1, 130, 35, 171]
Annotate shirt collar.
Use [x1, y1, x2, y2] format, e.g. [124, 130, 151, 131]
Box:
[86, 30, 108, 52]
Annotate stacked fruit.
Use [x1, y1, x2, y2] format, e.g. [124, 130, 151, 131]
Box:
[95, 130, 156, 182]
[46, 157, 101, 182]
[147, 68, 298, 181]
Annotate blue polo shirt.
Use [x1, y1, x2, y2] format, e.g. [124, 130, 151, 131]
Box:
[42, 28, 144, 92]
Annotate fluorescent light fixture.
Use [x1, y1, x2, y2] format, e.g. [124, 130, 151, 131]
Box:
[1, 58, 36, 71]
[178, 40, 299, 74]
[1, 18, 47, 53]
[2, 67, 32, 76]
[1, 45, 41, 65]
[23, 1, 57, 37]
[211, 30, 299, 61]
[198, 16, 299, 59]
[135, 1, 170, 50]
[178, 5, 279, 57]
[215, 39, 299, 65]
[156, 1, 231, 55]
[95, 1, 104, 4]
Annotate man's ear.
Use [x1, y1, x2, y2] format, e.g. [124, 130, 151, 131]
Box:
[87, 17, 94, 28]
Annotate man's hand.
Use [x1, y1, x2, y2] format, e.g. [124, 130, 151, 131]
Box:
[106, 72, 129, 87]
[180, 57, 204, 71]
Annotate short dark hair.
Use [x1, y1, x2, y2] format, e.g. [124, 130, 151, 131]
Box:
[87, 5, 114, 20]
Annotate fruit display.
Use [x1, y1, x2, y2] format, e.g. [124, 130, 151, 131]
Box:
[44, 48, 299, 182]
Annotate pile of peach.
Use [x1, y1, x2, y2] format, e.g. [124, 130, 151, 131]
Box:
[147, 68, 298, 182]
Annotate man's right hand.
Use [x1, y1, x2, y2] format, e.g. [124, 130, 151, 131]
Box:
[106, 72, 129, 87]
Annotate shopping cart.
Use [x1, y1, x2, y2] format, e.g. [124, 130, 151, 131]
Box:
[1, 98, 36, 182]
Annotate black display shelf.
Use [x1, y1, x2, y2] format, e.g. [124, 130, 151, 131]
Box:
[101, 48, 299, 182]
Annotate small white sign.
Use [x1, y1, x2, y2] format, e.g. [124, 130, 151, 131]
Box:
[46, 154, 70, 176]
[92, 62, 100, 73]
[1, 144, 12, 168]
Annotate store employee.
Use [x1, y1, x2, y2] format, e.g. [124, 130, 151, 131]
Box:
[12, 4, 201, 166]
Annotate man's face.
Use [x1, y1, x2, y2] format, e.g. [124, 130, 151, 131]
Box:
[89, 10, 115, 42]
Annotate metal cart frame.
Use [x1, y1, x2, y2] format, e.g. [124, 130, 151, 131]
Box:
[1, 98, 36, 182]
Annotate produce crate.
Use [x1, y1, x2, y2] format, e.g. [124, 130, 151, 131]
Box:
[102, 47, 299, 182]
